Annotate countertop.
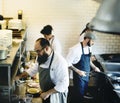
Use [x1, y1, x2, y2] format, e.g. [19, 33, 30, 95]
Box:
[14, 82, 42, 103]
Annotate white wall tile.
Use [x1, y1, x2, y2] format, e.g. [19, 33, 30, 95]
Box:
[2, 0, 120, 56]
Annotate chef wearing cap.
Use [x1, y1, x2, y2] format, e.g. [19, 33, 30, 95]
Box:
[66, 31, 100, 103]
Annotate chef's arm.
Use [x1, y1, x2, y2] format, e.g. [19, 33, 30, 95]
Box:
[90, 60, 100, 72]
[69, 66, 86, 76]
[15, 71, 29, 81]
[40, 88, 57, 100]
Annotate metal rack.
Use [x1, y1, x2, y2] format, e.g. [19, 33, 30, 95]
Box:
[0, 30, 26, 103]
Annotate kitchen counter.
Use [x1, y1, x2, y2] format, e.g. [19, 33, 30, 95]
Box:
[14, 82, 42, 103]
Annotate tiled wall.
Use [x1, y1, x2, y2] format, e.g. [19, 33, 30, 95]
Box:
[0, 0, 2, 14]
[93, 32, 120, 54]
[1, 0, 120, 56]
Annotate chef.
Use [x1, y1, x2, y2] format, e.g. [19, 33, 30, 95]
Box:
[15, 38, 69, 103]
[66, 32, 100, 103]
[40, 25, 62, 54]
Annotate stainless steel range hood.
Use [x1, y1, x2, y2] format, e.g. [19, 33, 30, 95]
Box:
[88, 0, 120, 34]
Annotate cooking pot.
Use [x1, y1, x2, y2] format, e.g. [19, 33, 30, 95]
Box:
[0, 46, 8, 60]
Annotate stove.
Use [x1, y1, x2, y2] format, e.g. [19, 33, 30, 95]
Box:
[106, 72, 120, 99]
[95, 53, 120, 72]
[88, 71, 120, 103]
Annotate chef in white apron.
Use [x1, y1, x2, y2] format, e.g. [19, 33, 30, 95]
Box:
[66, 32, 100, 103]
[16, 38, 69, 103]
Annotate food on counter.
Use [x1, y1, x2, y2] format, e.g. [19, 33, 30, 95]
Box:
[27, 82, 39, 88]
[35, 79, 39, 83]
[27, 88, 40, 94]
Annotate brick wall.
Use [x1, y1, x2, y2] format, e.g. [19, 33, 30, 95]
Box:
[93, 32, 120, 54]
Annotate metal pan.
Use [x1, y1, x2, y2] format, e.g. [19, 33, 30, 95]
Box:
[106, 72, 120, 82]
[27, 88, 41, 97]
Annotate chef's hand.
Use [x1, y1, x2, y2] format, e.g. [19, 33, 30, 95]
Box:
[76, 69, 86, 77]
[14, 76, 21, 84]
[69, 66, 86, 77]
[94, 67, 100, 72]
[14, 76, 22, 85]
[40, 88, 57, 100]
[15, 76, 20, 81]
[40, 92, 50, 100]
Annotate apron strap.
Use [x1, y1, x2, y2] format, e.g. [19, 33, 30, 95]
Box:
[49, 51, 54, 69]
[80, 42, 90, 55]
[80, 42, 84, 54]
[80, 42, 91, 62]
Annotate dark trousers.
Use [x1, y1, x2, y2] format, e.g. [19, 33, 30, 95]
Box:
[67, 86, 84, 103]
[68, 79, 88, 103]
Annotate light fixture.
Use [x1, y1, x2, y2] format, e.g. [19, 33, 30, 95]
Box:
[18, 10, 23, 19]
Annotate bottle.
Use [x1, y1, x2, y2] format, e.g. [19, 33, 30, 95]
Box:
[26, 51, 30, 62]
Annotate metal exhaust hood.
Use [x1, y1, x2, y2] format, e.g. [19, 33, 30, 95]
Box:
[88, 0, 120, 34]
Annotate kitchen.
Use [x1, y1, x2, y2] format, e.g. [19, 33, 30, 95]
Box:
[0, 0, 120, 103]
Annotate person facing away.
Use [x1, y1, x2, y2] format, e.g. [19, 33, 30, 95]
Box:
[15, 38, 69, 103]
[40, 25, 62, 54]
[66, 31, 100, 103]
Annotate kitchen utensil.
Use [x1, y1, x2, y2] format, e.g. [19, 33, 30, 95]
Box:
[11, 94, 19, 103]
[0, 46, 8, 60]
[106, 72, 120, 82]
[26, 94, 33, 103]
